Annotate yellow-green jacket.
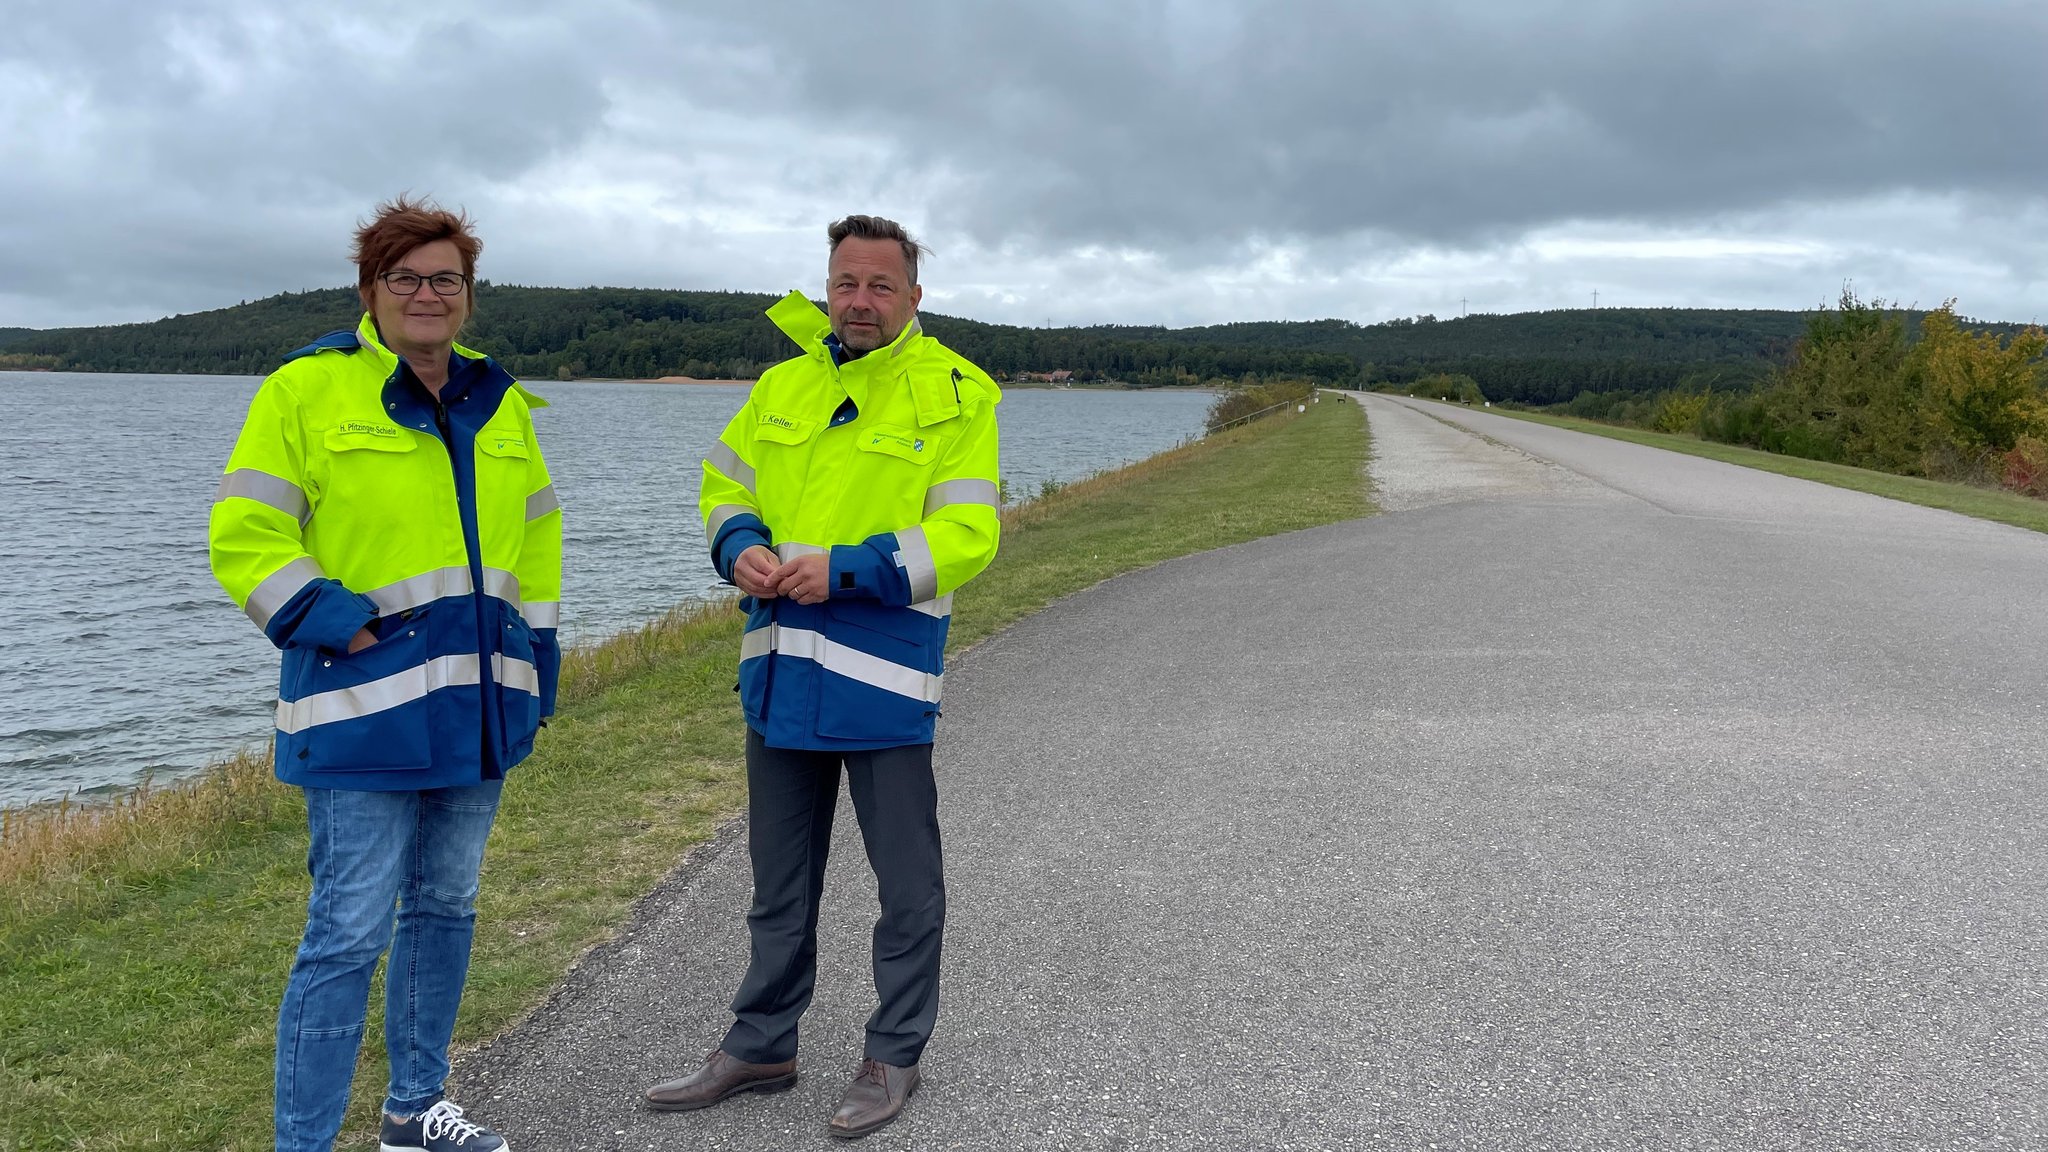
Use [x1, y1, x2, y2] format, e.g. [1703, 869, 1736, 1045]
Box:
[209, 315, 562, 789]
[699, 292, 1001, 749]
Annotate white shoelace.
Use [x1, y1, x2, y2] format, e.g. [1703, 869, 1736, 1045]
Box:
[418, 1100, 488, 1144]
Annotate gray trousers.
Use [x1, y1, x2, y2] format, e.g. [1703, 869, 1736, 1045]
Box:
[723, 729, 945, 1067]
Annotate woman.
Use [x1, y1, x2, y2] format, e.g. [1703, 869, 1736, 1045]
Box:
[209, 197, 561, 1152]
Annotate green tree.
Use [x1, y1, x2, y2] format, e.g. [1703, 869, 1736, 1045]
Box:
[1915, 301, 2048, 460]
[1768, 286, 1918, 469]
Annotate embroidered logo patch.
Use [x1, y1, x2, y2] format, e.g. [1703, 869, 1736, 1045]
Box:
[335, 420, 400, 437]
[870, 431, 924, 452]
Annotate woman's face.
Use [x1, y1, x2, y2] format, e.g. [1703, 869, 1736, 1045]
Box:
[371, 239, 471, 353]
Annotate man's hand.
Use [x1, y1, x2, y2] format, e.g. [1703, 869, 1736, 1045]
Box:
[733, 544, 782, 599]
[347, 627, 378, 654]
[771, 553, 831, 605]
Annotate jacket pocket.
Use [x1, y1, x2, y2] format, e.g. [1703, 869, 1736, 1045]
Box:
[822, 600, 936, 665]
[493, 599, 542, 765]
[474, 425, 536, 542]
[812, 603, 940, 743]
[855, 424, 942, 467]
[323, 423, 414, 452]
[476, 426, 531, 461]
[756, 411, 818, 446]
[282, 619, 438, 773]
[313, 425, 425, 533]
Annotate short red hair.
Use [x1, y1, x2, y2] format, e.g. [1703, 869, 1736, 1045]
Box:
[351, 195, 482, 311]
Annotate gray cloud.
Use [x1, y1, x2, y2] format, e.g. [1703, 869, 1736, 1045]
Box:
[698, 0, 2048, 250]
[3, 0, 2045, 329]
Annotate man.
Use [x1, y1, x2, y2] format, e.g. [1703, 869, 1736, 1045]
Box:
[646, 215, 1001, 1139]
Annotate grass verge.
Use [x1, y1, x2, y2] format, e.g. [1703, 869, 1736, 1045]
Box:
[1491, 407, 2048, 536]
[0, 397, 1369, 1151]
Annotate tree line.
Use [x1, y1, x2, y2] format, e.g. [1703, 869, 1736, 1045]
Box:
[1527, 289, 2048, 498]
[0, 285, 1355, 386]
[6, 287, 2037, 418]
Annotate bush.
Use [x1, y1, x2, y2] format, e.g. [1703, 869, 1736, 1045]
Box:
[1400, 373, 1486, 405]
[1760, 422, 1844, 463]
[1205, 378, 1315, 431]
[1651, 390, 1710, 434]
[1699, 392, 1776, 447]
[1917, 303, 2048, 460]
[2001, 435, 2048, 497]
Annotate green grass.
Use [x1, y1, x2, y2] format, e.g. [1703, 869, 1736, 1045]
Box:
[1490, 407, 2048, 536]
[0, 398, 1368, 1152]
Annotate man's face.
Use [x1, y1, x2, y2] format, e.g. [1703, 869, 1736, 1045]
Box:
[827, 236, 923, 353]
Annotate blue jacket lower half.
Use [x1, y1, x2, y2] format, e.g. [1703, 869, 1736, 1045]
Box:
[272, 591, 552, 790]
[739, 596, 948, 750]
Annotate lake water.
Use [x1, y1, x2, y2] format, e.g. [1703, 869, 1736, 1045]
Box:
[0, 373, 1210, 807]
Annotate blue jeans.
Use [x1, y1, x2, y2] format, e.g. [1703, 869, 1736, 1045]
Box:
[274, 781, 503, 1152]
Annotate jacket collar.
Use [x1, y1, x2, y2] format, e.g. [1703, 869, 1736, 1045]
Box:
[355, 313, 545, 423]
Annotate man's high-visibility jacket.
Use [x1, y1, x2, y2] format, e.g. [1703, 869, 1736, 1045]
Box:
[209, 314, 563, 791]
[700, 292, 1002, 749]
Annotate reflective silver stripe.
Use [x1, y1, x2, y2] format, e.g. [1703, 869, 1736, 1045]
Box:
[707, 443, 756, 491]
[216, 469, 310, 525]
[361, 566, 522, 618]
[706, 503, 754, 539]
[893, 527, 939, 603]
[775, 542, 828, 562]
[739, 625, 942, 703]
[493, 653, 541, 697]
[274, 653, 480, 735]
[521, 600, 560, 629]
[247, 557, 326, 629]
[482, 567, 522, 606]
[922, 478, 999, 516]
[526, 484, 560, 521]
[906, 593, 953, 619]
[364, 567, 473, 616]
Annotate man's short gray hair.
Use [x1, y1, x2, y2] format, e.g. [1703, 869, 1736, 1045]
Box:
[828, 215, 924, 286]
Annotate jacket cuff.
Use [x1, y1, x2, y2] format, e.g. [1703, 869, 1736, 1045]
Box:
[533, 627, 561, 718]
[265, 578, 378, 652]
[830, 535, 911, 605]
[712, 517, 772, 584]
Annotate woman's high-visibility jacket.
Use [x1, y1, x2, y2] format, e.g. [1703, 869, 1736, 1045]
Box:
[209, 314, 563, 791]
[700, 292, 1002, 750]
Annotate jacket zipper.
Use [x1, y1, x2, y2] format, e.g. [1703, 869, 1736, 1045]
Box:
[436, 396, 495, 763]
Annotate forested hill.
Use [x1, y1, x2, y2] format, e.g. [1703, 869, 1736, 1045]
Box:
[0, 285, 2020, 403]
[0, 285, 1330, 385]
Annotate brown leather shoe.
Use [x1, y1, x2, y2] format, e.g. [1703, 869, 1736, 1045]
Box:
[644, 1049, 799, 1111]
[827, 1058, 920, 1139]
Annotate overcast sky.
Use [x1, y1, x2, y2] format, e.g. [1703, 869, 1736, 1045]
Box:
[5, 0, 2045, 331]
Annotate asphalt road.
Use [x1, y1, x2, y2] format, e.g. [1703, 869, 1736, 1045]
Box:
[459, 392, 2047, 1150]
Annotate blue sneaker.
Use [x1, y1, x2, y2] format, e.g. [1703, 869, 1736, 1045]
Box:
[379, 1100, 509, 1151]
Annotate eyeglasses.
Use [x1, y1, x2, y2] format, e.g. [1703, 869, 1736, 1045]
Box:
[379, 271, 469, 296]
